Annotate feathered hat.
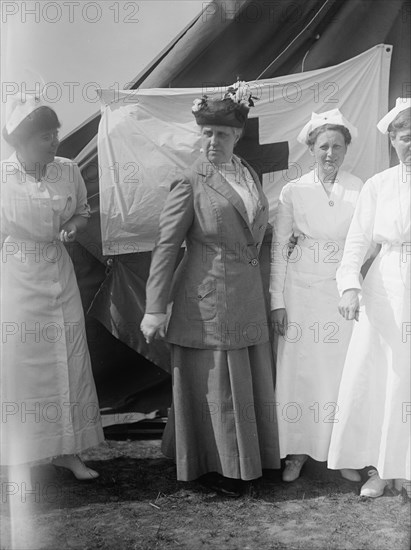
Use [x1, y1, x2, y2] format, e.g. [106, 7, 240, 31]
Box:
[192, 80, 257, 128]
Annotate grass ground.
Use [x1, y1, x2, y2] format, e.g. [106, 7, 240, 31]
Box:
[1, 439, 410, 550]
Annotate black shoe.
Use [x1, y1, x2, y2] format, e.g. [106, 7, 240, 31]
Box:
[198, 473, 243, 498]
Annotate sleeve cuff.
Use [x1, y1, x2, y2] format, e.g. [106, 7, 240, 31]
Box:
[270, 292, 285, 310]
[75, 203, 91, 218]
[337, 274, 362, 296]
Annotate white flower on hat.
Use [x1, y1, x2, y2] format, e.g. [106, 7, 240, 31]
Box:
[191, 96, 208, 113]
[225, 79, 258, 107]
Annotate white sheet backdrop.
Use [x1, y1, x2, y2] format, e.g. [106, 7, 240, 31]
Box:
[97, 44, 392, 254]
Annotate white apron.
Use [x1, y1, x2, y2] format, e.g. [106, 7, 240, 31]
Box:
[0, 154, 104, 465]
[270, 169, 363, 460]
[328, 164, 410, 480]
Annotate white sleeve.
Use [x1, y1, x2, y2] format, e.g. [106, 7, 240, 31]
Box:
[269, 184, 294, 310]
[73, 163, 91, 218]
[337, 177, 377, 294]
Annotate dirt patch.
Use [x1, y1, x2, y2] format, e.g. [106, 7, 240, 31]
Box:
[1, 439, 410, 550]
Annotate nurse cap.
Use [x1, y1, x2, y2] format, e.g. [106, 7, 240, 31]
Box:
[5, 94, 45, 135]
[297, 108, 358, 144]
[377, 97, 411, 134]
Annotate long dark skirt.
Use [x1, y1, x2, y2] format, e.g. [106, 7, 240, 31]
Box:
[161, 341, 280, 481]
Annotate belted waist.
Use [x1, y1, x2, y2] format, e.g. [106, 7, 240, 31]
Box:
[296, 235, 345, 249]
[289, 235, 345, 264]
[381, 241, 410, 249]
[281, 235, 345, 280]
[381, 241, 411, 257]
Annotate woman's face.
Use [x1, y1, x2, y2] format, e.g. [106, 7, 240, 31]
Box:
[18, 128, 60, 166]
[310, 129, 347, 177]
[390, 128, 411, 165]
[201, 125, 239, 164]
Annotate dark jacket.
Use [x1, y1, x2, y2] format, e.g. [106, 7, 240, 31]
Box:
[145, 154, 270, 349]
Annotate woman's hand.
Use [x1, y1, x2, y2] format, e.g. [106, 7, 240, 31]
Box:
[59, 221, 78, 242]
[59, 215, 88, 242]
[338, 289, 360, 321]
[271, 308, 288, 336]
[140, 313, 167, 344]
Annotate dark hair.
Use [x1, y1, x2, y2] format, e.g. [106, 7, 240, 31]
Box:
[2, 106, 61, 149]
[306, 124, 352, 147]
[388, 107, 411, 137]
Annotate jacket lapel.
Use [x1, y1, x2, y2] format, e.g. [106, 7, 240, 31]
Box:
[193, 155, 267, 236]
[194, 155, 252, 229]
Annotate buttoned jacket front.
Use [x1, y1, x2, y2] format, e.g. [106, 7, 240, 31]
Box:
[145, 154, 270, 350]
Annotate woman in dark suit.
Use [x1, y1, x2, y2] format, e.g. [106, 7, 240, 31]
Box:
[140, 83, 280, 496]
